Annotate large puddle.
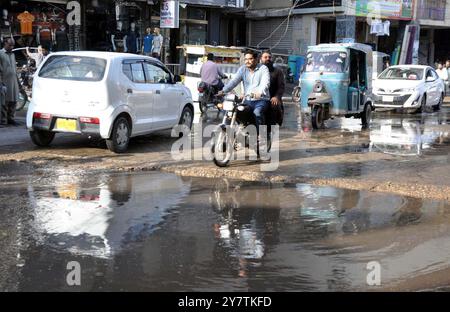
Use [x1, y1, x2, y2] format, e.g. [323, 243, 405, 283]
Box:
[1, 170, 450, 291]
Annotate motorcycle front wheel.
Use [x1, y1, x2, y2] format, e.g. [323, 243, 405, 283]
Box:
[211, 128, 234, 167]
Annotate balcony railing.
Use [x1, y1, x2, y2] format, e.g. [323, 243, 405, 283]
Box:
[418, 7, 446, 20]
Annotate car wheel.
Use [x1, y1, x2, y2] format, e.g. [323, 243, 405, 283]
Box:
[361, 103, 372, 129]
[106, 116, 131, 153]
[179, 106, 193, 129]
[433, 94, 443, 111]
[30, 130, 55, 147]
[417, 94, 426, 114]
[311, 105, 324, 130]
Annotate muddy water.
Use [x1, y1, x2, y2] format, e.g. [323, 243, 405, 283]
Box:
[1, 170, 450, 291]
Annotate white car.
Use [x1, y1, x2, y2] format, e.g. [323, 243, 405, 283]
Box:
[373, 65, 444, 112]
[26, 51, 194, 153]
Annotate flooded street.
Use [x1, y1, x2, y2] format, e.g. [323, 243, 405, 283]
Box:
[1, 168, 450, 291]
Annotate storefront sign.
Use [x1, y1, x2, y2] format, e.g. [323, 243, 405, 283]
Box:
[66, 1, 81, 26]
[161, 0, 179, 29]
[356, 0, 415, 20]
[293, 0, 342, 9]
[180, 0, 244, 7]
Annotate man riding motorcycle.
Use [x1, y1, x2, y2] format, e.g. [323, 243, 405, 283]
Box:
[200, 53, 227, 94]
[218, 50, 270, 142]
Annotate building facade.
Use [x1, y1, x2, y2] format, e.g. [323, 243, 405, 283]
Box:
[246, 0, 450, 65]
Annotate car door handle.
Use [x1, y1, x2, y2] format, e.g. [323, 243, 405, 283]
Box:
[156, 90, 161, 94]
[127, 88, 133, 94]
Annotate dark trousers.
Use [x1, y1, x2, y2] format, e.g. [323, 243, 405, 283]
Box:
[1, 101, 16, 124]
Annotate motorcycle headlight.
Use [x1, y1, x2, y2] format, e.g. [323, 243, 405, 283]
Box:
[313, 81, 324, 93]
[222, 100, 234, 111]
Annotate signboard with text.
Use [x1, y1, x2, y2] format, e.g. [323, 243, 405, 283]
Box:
[181, 0, 244, 7]
[356, 0, 415, 20]
[161, 0, 179, 28]
[293, 0, 342, 9]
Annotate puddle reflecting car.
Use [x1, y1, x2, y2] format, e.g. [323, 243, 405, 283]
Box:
[28, 172, 191, 258]
[26, 52, 194, 153]
[369, 118, 449, 156]
[373, 65, 444, 113]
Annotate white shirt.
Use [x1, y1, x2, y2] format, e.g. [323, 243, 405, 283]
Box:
[437, 68, 449, 82]
[151, 34, 163, 54]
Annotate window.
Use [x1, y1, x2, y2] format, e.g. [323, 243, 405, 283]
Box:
[187, 7, 206, 20]
[122, 63, 133, 81]
[305, 51, 347, 73]
[144, 62, 171, 84]
[379, 67, 425, 80]
[39, 55, 107, 81]
[426, 69, 436, 81]
[131, 63, 146, 83]
[431, 70, 439, 80]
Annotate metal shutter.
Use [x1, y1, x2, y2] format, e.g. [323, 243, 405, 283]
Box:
[249, 17, 294, 54]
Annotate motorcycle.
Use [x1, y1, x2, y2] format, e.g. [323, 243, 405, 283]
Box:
[16, 59, 35, 111]
[211, 94, 272, 167]
[197, 81, 223, 114]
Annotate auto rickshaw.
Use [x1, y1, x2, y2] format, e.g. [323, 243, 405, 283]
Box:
[300, 43, 374, 129]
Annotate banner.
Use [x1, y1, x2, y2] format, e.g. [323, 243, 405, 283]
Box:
[294, 0, 342, 9]
[161, 0, 179, 29]
[356, 0, 415, 20]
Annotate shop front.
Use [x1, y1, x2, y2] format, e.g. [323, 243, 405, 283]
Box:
[1, 0, 76, 52]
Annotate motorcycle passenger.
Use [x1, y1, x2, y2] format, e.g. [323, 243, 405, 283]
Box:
[260, 50, 285, 126]
[200, 52, 227, 94]
[219, 50, 271, 140]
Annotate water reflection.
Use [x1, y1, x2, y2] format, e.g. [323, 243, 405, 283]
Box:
[28, 171, 191, 258]
[369, 114, 449, 156]
[3, 173, 450, 291]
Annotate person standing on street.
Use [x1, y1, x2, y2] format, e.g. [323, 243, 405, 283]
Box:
[436, 63, 449, 96]
[445, 60, 450, 95]
[0, 37, 21, 126]
[260, 50, 285, 126]
[142, 27, 153, 56]
[151, 27, 163, 60]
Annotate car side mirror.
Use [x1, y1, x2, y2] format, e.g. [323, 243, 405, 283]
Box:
[173, 75, 182, 83]
[426, 76, 434, 82]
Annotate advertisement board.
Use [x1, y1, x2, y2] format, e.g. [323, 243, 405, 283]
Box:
[161, 0, 179, 29]
[356, 0, 415, 20]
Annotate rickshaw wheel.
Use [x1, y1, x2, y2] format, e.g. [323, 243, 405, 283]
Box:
[311, 106, 324, 129]
[361, 103, 372, 129]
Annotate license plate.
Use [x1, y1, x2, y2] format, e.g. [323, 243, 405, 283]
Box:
[383, 96, 394, 102]
[56, 118, 77, 131]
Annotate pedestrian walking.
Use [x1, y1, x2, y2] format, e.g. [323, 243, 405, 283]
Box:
[0, 37, 21, 126]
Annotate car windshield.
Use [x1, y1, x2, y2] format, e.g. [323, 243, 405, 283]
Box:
[378, 67, 424, 80]
[39, 55, 107, 81]
[305, 51, 347, 73]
